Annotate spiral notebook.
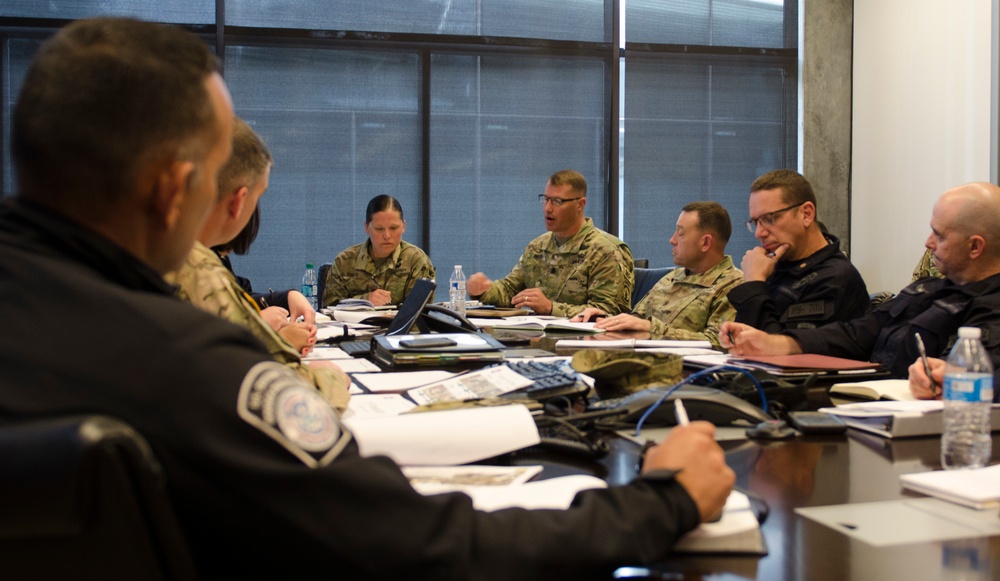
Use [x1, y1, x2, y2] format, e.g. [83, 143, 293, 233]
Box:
[899, 464, 1000, 509]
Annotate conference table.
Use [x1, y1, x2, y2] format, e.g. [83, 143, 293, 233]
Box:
[345, 323, 1000, 580]
[491, 332, 1000, 581]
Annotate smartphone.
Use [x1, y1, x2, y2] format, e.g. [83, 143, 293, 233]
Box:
[399, 336, 458, 349]
[786, 411, 847, 434]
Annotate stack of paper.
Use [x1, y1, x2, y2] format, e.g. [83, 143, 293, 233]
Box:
[900, 464, 1000, 509]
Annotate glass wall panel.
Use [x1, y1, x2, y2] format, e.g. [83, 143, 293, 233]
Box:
[0, 1, 213, 23]
[623, 59, 791, 267]
[430, 53, 608, 291]
[2, 39, 43, 196]
[224, 46, 422, 294]
[227, 0, 606, 42]
[627, 0, 788, 48]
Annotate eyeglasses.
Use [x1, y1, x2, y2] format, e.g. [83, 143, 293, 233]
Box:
[745, 202, 805, 233]
[539, 194, 583, 207]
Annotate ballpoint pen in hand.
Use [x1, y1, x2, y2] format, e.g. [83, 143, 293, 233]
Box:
[914, 332, 939, 396]
[674, 399, 690, 426]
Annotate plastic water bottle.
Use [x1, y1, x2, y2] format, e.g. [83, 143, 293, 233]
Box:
[941, 326, 994, 469]
[449, 265, 466, 317]
[301, 263, 318, 310]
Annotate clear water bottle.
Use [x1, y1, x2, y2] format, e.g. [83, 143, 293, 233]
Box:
[301, 263, 318, 310]
[449, 265, 466, 317]
[941, 326, 994, 469]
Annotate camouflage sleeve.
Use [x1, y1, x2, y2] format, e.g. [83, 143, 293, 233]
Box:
[322, 250, 361, 307]
[478, 257, 527, 307]
[294, 362, 351, 411]
[911, 248, 942, 282]
[650, 294, 737, 350]
[399, 247, 437, 302]
[550, 244, 634, 318]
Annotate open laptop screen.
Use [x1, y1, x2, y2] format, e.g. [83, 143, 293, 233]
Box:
[385, 278, 436, 336]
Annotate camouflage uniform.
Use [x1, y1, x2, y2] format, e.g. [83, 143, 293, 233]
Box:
[322, 240, 435, 307]
[166, 242, 350, 409]
[632, 256, 743, 350]
[478, 218, 634, 317]
[911, 248, 943, 281]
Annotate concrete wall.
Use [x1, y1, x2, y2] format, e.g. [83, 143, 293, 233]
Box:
[800, 0, 854, 252]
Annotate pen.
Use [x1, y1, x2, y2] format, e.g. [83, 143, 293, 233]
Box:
[674, 399, 690, 426]
[369, 274, 380, 290]
[914, 333, 939, 396]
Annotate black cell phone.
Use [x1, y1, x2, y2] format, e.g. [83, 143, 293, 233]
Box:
[786, 411, 847, 434]
[399, 336, 458, 349]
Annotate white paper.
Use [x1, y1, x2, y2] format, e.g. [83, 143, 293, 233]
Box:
[304, 346, 352, 360]
[328, 358, 381, 373]
[343, 393, 417, 419]
[819, 400, 943, 418]
[455, 475, 608, 511]
[329, 309, 398, 324]
[403, 465, 543, 492]
[345, 404, 541, 466]
[407, 366, 534, 405]
[556, 339, 713, 350]
[352, 370, 459, 393]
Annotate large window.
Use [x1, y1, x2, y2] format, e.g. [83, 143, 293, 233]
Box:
[0, 1, 796, 298]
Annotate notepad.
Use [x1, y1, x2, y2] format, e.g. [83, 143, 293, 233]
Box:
[899, 464, 1000, 509]
[490, 316, 605, 334]
[829, 379, 916, 401]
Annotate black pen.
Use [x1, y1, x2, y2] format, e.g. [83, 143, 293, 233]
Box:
[369, 274, 380, 290]
[914, 333, 939, 396]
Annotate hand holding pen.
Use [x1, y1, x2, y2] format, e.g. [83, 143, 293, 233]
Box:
[911, 332, 943, 399]
[366, 274, 393, 306]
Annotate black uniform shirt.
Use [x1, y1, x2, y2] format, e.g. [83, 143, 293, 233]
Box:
[728, 234, 869, 333]
[0, 198, 702, 580]
[787, 275, 1000, 400]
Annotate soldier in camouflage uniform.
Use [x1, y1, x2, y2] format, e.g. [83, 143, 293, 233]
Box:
[573, 202, 743, 349]
[911, 247, 943, 281]
[468, 170, 634, 317]
[322, 195, 435, 307]
[165, 118, 350, 409]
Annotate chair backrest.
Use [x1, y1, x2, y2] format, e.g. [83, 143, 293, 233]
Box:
[631, 267, 673, 309]
[318, 262, 333, 307]
[632, 258, 649, 269]
[0, 416, 196, 580]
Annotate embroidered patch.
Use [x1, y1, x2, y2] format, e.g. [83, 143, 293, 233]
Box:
[237, 361, 351, 468]
[790, 271, 818, 289]
[787, 300, 826, 319]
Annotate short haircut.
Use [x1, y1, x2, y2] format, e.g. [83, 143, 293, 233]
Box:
[217, 117, 272, 201]
[13, 18, 220, 206]
[366, 195, 404, 223]
[548, 169, 587, 197]
[215, 204, 261, 257]
[682, 201, 733, 244]
[750, 169, 818, 211]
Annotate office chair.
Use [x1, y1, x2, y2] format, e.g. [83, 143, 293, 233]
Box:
[318, 262, 333, 307]
[632, 258, 649, 269]
[0, 415, 197, 581]
[631, 267, 672, 308]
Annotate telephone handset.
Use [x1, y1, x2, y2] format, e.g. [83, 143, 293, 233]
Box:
[420, 304, 479, 334]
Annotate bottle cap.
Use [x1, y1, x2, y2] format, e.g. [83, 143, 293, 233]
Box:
[454, 265, 462, 269]
[306, 263, 314, 269]
[958, 326, 981, 339]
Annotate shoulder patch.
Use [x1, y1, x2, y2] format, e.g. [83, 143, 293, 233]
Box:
[238, 361, 352, 468]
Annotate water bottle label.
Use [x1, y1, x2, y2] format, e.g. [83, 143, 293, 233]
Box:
[944, 374, 994, 403]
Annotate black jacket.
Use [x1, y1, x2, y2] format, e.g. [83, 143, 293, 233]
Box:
[728, 234, 869, 333]
[0, 198, 701, 580]
[787, 275, 1000, 400]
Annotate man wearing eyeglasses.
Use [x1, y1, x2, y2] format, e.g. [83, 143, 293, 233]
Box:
[726, 169, 869, 332]
[722, 182, 1000, 402]
[468, 169, 634, 317]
